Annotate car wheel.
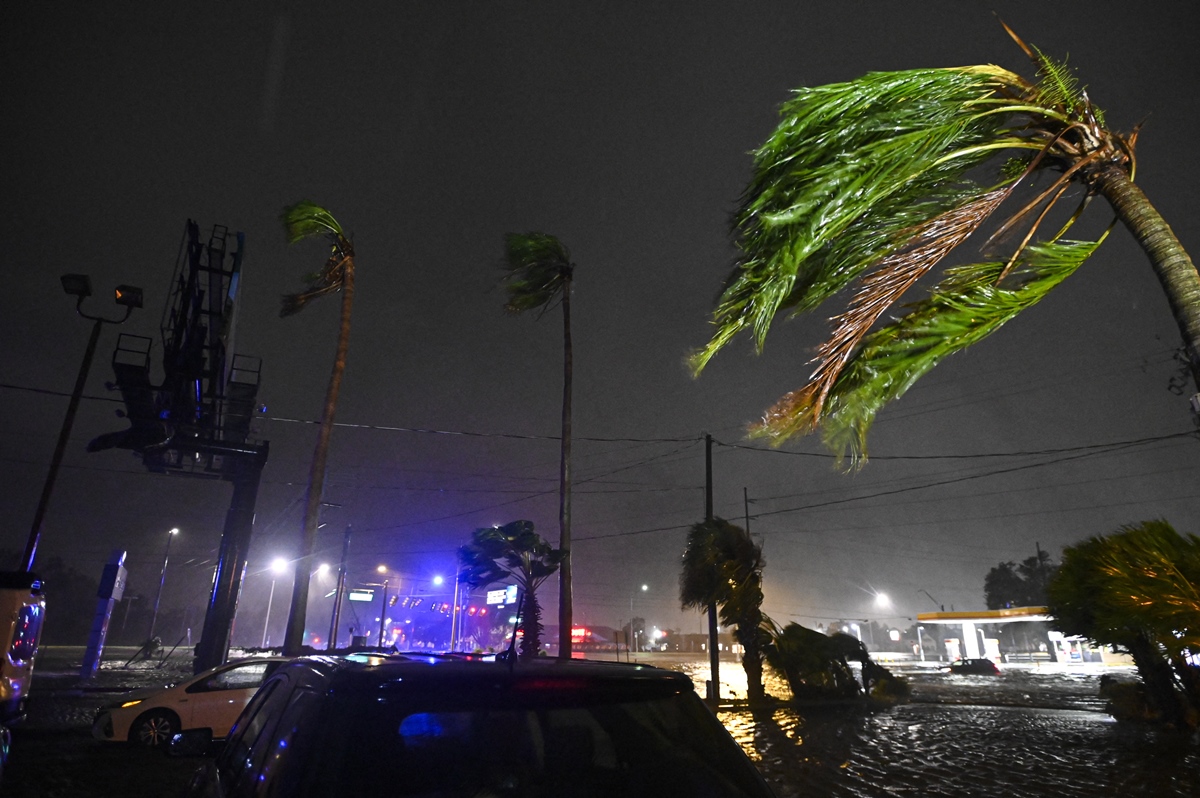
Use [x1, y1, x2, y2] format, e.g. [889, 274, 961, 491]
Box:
[129, 710, 180, 747]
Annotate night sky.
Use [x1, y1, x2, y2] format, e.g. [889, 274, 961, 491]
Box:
[3, 2, 1198, 646]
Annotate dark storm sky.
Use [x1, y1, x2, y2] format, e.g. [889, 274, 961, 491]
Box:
[3, 1, 1198, 643]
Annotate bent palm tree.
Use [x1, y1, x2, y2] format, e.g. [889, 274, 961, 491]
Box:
[1048, 520, 1200, 728]
[278, 202, 355, 655]
[458, 520, 563, 659]
[499, 233, 576, 656]
[692, 26, 1200, 465]
[680, 518, 769, 702]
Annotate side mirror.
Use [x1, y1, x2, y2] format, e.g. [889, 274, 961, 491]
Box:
[168, 728, 222, 758]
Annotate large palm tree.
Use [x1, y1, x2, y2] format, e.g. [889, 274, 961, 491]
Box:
[680, 518, 769, 702]
[691, 26, 1200, 465]
[458, 520, 563, 659]
[499, 233, 576, 656]
[278, 201, 355, 655]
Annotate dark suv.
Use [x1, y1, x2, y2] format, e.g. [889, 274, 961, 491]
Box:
[177, 652, 776, 797]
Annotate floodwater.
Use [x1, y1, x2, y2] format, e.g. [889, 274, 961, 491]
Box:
[663, 654, 1200, 797]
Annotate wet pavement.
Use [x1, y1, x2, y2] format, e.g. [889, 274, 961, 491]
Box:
[4, 647, 1199, 796]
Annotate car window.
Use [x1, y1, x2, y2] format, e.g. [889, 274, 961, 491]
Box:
[189, 661, 273, 693]
[217, 678, 290, 794]
[251, 687, 324, 797]
[304, 691, 772, 797]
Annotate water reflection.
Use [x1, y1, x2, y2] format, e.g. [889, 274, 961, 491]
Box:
[667, 656, 1199, 797]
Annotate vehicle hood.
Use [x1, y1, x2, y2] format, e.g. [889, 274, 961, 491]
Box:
[102, 683, 177, 708]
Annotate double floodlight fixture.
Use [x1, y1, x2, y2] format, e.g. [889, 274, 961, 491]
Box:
[61, 273, 144, 316]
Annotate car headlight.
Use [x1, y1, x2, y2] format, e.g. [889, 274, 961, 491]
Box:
[120, 699, 144, 709]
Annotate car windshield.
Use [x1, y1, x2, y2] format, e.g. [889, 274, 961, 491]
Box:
[273, 683, 771, 797]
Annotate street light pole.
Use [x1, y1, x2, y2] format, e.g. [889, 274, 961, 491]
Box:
[262, 558, 288, 649]
[378, 579, 390, 648]
[23, 275, 142, 572]
[630, 584, 647, 659]
[148, 527, 178, 640]
[262, 579, 278, 648]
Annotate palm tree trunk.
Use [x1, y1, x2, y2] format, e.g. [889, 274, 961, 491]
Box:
[558, 275, 573, 658]
[1096, 165, 1200, 392]
[283, 261, 355, 655]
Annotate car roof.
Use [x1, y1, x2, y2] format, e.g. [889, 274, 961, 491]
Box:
[273, 653, 696, 697]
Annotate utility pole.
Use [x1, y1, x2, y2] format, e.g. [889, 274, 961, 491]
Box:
[327, 525, 352, 650]
[743, 487, 751, 536]
[705, 433, 719, 704]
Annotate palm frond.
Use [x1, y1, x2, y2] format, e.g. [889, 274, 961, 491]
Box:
[805, 185, 1014, 420]
[691, 66, 1028, 373]
[753, 238, 1101, 465]
[281, 201, 346, 244]
[500, 232, 572, 314]
[280, 201, 353, 318]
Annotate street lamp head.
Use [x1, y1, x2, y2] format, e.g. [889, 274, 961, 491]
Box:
[433, 575, 444, 586]
[271, 557, 289, 576]
[61, 273, 93, 298]
[169, 527, 179, 536]
[113, 284, 143, 309]
[316, 563, 330, 575]
[377, 564, 388, 574]
[874, 592, 891, 609]
[641, 584, 648, 592]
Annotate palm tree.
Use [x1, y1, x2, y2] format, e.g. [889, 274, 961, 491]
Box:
[278, 202, 355, 656]
[679, 518, 769, 702]
[499, 233, 576, 656]
[458, 520, 563, 659]
[1048, 520, 1200, 728]
[691, 25, 1200, 465]
[762, 621, 862, 700]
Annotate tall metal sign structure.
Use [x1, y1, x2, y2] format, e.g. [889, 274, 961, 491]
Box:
[90, 220, 268, 673]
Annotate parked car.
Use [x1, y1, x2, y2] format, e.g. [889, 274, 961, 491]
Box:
[175, 652, 778, 797]
[92, 656, 288, 747]
[944, 657, 1000, 675]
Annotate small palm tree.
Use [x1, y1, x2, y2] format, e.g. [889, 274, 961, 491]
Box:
[692, 25, 1200, 465]
[1048, 520, 1200, 727]
[680, 518, 769, 702]
[278, 202, 355, 656]
[499, 233, 576, 656]
[458, 520, 563, 659]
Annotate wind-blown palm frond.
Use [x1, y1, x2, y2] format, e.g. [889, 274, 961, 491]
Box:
[691, 66, 1033, 372]
[757, 239, 1100, 464]
[501, 232, 572, 314]
[1092, 520, 1200, 654]
[280, 201, 353, 317]
[690, 33, 1173, 462]
[1048, 519, 1200, 727]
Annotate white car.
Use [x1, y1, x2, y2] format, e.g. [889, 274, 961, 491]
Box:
[92, 657, 288, 747]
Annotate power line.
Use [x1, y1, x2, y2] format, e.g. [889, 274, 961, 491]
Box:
[714, 430, 1196, 461]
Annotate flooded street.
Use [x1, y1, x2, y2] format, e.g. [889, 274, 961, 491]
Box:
[658, 653, 1200, 796]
